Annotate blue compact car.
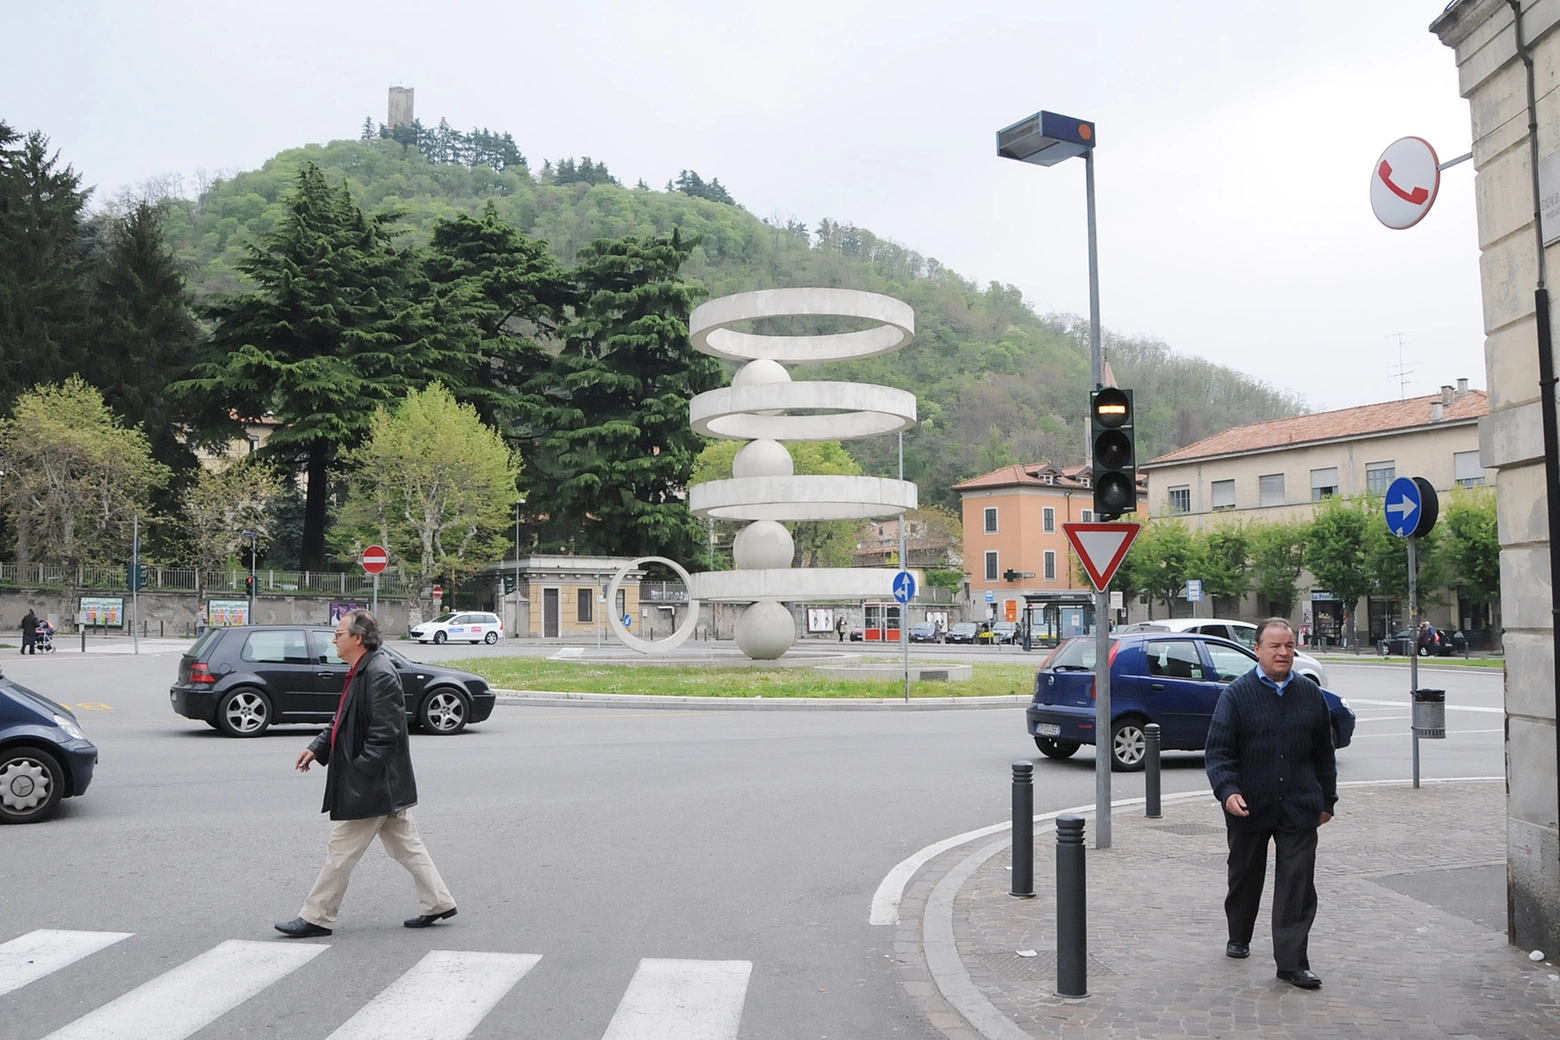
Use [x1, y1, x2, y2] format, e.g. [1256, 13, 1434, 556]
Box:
[1026, 632, 1355, 771]
[1, 668, 98, 823]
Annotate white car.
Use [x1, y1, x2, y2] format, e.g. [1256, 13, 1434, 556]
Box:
[411, 611, 504, 645]
[1116, 618, 1329, 686]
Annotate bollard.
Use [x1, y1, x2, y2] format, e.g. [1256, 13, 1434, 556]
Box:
[1144, 723, 1162, 819]
[1055, 813, 1088, 998]
[80, 626, 86, 653]
[1011, 761, 1034, 897]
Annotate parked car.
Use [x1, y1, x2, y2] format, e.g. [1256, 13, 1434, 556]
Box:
[1115, 618, 1329, 686]
[978, 621, 1019, 645]
[908, 622, 940, 643]
[1026, 632, 1355, 771]
[945, 622, 980, 644]
[849, 627, 865, 642]
[1382, 627, 1456, 657]
[170, 625, 497, 737]
[1, 668, 97, 823]
[410, 611, 504, 644]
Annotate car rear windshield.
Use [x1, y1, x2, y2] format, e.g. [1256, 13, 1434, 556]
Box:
[187, 626, 226, 661]
[1041, 637, 1112, 671]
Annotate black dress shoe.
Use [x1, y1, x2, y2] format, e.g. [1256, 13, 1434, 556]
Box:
[404, 907, 458, 928]
[1276, 968, 1322, 989]
[274, 917, 332, 938]
[1225, 942, 1250, 959]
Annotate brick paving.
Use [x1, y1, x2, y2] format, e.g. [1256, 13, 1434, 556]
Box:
[902, 781, 1560, 1039]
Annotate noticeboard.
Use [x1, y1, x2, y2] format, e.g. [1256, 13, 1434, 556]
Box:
[207, 600, 250, 627]
[80, 597, 125, 627]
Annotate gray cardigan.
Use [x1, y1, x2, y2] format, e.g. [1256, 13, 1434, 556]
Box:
[1205, 668, 1337, 831]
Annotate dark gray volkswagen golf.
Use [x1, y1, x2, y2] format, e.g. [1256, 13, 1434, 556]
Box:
[170, 625, 496, 737]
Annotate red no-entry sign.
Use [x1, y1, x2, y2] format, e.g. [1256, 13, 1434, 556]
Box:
[361, 545, 388, 575]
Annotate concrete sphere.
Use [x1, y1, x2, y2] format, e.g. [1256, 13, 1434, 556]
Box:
[734, 600, 796, 659]
[732, 520, 794, 570]
[731, 357, 791, 387]
[732, 438, 794, 479]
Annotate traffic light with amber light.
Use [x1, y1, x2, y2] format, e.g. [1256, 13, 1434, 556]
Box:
[1090, 388, 1136, 520]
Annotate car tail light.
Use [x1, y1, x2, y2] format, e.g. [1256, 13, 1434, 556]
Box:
[188, 662, 217, 684]
[1090, 677, 1096, 701]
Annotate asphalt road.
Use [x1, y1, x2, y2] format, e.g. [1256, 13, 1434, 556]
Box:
[0, 645, 1504, 1040]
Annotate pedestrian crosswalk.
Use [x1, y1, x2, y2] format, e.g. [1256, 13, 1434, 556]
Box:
[0, 930, 753, 1040]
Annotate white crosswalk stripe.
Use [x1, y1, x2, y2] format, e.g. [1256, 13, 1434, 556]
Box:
[3, 930, 753, 1040]
[600, 958, 753, 1040]
[0, 930, 133, 998]
[324, 950, 541, 1040]
[38, 939, 327, 1040]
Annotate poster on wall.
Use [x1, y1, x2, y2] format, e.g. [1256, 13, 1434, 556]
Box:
[207, 600, 250, 627]
[330, 601, 367, 623]
[79, 597, 124, 627]
[806, 607, 835, 633]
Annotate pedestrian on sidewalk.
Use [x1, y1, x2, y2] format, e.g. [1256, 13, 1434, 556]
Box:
[836, 615, 847, 642]
[275, 609, 457, 938]
[1205, 617, 1336, 990]
[19, 609, 37, 654]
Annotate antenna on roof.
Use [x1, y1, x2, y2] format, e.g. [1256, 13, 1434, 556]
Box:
[1386, 332, 1418, 401]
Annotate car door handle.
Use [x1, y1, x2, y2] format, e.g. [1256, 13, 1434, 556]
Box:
[317, 672, 335, 679]
[1150, 683, 1166, 690]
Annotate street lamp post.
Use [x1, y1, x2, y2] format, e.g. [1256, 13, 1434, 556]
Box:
[242, 530, 258, 625]
[997, 109, 1114, 848]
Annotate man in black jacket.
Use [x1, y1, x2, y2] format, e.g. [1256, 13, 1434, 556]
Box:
[1205, 617, 1336, 990]
[275, 610, 457, 937]
[20, 609, 37, 654]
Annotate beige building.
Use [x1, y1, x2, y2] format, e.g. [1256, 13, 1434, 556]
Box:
[1434, 0, 1560, 956]
[1142, 384, 1490, 644]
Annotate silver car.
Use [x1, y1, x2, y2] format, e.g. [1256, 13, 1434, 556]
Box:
[1115, 618, 1329, 686]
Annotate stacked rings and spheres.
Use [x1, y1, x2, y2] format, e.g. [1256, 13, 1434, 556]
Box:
[682, 288, 920, 660]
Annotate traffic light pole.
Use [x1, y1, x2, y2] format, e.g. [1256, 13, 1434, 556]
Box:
[131, 515, 139, 656]
[1094, 585, 1111, 848]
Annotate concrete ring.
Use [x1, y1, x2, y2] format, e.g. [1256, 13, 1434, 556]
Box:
[689, 476, 918, 521]
[689, 383, 917, 441]
[689, 288, 914, 362]
[607, 556, 701, 655]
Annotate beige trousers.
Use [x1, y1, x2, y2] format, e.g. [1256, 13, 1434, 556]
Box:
[299, 809, 455, 927]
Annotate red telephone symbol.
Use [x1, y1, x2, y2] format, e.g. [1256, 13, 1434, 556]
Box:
[1378, 161, 1429, 205]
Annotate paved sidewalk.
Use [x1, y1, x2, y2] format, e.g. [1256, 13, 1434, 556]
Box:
[899, 780, 1560, 1039]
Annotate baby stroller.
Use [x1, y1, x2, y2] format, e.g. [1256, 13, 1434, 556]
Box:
[33, 622, 56, 653]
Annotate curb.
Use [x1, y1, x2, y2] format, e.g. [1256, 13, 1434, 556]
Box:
[494, 690, 1030, 711]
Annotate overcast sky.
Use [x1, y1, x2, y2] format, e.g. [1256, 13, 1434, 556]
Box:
[5, 1, 1481, 413]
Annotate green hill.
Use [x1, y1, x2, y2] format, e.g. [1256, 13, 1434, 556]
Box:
[161, 135, 1305, 509]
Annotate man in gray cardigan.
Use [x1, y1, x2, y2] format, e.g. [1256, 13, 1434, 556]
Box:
[274, 609, 457, 937]
[1205, 617, 1336, 989]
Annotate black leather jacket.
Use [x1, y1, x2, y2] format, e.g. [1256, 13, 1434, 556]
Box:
[306, 648, 419, 820]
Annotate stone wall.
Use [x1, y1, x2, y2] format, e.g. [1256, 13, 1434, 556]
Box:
[0, 589, 415, 642]
[1433, 0, 1560, 955]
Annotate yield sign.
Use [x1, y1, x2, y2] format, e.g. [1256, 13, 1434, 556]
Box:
[1063, 522, 1141, 591]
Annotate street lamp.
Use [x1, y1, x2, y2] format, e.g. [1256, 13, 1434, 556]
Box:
[997, 108, 1115, 848]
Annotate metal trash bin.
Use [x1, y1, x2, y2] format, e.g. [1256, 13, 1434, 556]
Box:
[1412, 689, 1446, 739]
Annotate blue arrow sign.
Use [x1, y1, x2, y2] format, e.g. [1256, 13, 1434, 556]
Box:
[892, 570, 917, 604]
[1384, 476, 1422, 537]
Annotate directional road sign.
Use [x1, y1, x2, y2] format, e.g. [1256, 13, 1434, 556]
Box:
[892, 570, 917, 604]
[1384, 476, 1440, 538]
[984, 590, 995, 603]
[360, 545, 388, 574]
[1063, 522, 1141, 591]
[1186, 578, 1203, 602]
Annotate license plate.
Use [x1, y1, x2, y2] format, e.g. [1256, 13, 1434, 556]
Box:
[1036, 723, 1061, 736]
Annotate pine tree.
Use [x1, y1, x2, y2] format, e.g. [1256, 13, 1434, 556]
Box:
[524, 229, 720, 559]
[176, 163, 434, 570]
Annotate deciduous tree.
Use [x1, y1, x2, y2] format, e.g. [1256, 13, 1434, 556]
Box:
[1304, 496, 1373, 647]
[180, 455, 284, 600]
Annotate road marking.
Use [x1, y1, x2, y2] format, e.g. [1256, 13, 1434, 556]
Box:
[326, 950, 540, 1040]
[1349, 698, 1504, 714]
[41, 939, 326, 1040]
[0, 930, 132, 997]
[600, 958, 752, 1040]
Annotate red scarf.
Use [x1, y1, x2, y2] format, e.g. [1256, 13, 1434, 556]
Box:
[330, 660, 361, 750]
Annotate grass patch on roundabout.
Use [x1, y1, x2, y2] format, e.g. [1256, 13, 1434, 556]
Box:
[453, 657, 1041, 699]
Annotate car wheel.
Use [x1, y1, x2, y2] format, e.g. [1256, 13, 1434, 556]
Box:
[1418, 646, 1429, 657]
[418, 689, 468, 734]
[1110, 717, 1150, 772]
[484, 631, 498, 645]
[1034, 737, 1081, 759]
[433, 631, 447, 645]
[0, 745, 65, 824]
[216, 688, 271, 737]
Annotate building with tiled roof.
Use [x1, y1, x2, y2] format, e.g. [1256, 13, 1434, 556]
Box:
[953, 462, 1147, 637]
[1140, 379, 1489, 645]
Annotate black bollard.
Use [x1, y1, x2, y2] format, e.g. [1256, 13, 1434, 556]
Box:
[1055, 813, 1088, 998]
[1144, 723, 1162, 819]
[1011, 761, 1034, 897]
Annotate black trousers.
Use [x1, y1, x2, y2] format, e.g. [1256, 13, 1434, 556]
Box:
[1224, 823, 1319, 971]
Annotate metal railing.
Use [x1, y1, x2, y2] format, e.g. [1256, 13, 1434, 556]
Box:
[0, 562, 411, 598]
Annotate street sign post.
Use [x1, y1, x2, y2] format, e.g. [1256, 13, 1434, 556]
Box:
[1384, 476, 1441, 787]
[894, 569, 916, 703]
[361, 545, 388, 615]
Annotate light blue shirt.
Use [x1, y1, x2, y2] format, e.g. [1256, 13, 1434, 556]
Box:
[1255, 665, 1293, 696]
